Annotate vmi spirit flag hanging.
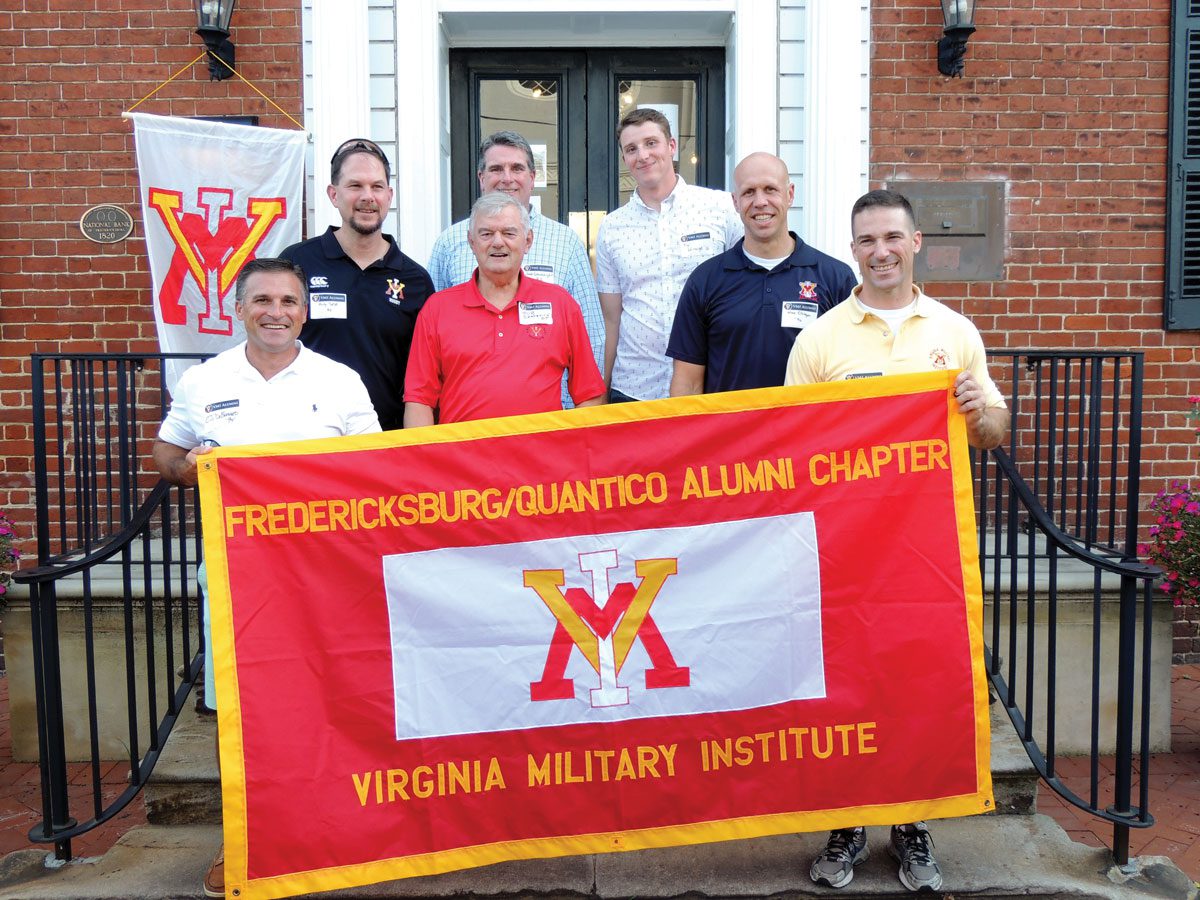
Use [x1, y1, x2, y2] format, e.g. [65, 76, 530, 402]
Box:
[130, 113, 305, 392]
[198, 372, 993, 900]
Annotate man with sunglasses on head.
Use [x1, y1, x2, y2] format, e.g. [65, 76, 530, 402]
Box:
[281, 138, 434, 430]
[427, 131, 604, 408]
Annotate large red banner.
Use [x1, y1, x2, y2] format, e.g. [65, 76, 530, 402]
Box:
[198, 372, 992, 900]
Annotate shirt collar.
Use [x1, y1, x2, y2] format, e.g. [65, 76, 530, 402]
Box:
[235, 340, 307, 381]
[726, 233, 821, 271]
[319, 226, 402, 268]
[464, 270, 532, 312]
[631, 174, 688, 213]
[847, 284, 930, 323]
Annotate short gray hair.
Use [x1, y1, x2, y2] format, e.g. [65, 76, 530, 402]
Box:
[469, 191, 530, 233]
[477, 131, 535, 175]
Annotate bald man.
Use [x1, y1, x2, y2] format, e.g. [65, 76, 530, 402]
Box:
[667, 152, 856, 395]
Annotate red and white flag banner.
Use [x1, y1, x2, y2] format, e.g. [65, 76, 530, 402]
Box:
[198, 373, 993, 900]
[130, 113, 305, 391]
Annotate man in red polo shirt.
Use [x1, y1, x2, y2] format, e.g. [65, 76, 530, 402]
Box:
[403, 192, 606, 425]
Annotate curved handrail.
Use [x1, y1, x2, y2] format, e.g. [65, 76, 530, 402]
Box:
[18, 479, 203, 855]
[982, 448, 1158, 833]
[989, 449, 1157, 579]
[14, 480, 175, 584]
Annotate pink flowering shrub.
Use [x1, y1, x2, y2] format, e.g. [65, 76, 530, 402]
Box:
[0, 513, 18, 613]
[1139, 481, 1200, 607]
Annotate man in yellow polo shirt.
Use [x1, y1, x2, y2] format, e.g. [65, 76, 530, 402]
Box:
[785, 188, 1008, 893]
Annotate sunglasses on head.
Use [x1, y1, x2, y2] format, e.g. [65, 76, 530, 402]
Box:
[330, 139, 390, 168]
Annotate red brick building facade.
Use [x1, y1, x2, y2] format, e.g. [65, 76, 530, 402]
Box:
[2, 0, 1198, 654]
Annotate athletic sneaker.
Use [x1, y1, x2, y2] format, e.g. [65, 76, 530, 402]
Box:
[889, 822, 943, 892]
[809, 827, 869, 888]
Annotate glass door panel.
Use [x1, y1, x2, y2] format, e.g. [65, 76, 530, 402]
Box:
[450, 48, 724, 266]
[615, 78, 699, 208]
[478, 78, 561, 220]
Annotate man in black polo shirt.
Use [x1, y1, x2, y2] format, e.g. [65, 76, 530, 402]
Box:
[667, 152, 856, 395]
[281, 138, 433, 429]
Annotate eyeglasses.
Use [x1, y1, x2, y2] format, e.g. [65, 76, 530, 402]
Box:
[330, 138, 390, 170]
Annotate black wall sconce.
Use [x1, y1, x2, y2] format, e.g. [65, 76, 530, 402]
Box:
[195, 0, 237, 81]
[938, 0, 976, 78]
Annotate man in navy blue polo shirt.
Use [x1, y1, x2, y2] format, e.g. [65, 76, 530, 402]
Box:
[667, 152, 856, 395]
[281, 138, 433, 429]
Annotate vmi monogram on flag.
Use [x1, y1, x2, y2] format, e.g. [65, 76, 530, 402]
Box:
[198, 373, 994, 900]
[129, 113, 305, 391]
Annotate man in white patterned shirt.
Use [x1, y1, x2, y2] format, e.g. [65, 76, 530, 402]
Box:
[427, 131, 603, 407]
[596, 107, 743, 401]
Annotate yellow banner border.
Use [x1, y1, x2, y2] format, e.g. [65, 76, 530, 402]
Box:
[195, 370, 994, 899]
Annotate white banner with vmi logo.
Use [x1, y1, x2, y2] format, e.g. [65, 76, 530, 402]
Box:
[382, 513, 826, 740]
[130, 113, 305, 392]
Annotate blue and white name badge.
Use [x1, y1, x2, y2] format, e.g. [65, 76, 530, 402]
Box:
[203, 398, 239, 426]
[310, 292, 348, 319]
[523, 264, 557, 285]
[782, 300, 818, 330]
[518, 301, 554, 325]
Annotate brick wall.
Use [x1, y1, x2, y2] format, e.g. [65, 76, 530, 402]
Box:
[871, 0, 1200, 660]
[0, 0, 303, 556]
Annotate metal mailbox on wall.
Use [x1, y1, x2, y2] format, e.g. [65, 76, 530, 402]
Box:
[892, 181, 1006, 282]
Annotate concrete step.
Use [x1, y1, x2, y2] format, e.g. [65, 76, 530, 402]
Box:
[144, 697, 1042, 828]
[144, 698, 219, 827]
[0, 817, 1194, 899]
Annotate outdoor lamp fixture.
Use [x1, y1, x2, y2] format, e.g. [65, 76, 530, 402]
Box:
[938, 0, 976, 78]
[194, 0, 236, 81]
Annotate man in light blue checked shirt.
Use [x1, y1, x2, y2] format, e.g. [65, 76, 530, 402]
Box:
[427, 131, 605, 407]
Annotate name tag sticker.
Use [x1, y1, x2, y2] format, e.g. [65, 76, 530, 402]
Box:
[518, 301, 554, 325]
[310, 292, 348, 319]
[523, 264, 557, 285]
[681, 231, 712, 243]
[782, 300, 818, 330]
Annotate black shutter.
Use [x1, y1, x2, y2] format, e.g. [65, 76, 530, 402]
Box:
[1166, 0, 1200, 329]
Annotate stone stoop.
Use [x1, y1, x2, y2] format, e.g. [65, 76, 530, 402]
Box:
[144, 699, 220, 826]
[0, 817, 1194, 899]
[4, 702, 1194, 899]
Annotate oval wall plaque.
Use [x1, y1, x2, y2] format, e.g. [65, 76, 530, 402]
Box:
[79, 205, 134, 244]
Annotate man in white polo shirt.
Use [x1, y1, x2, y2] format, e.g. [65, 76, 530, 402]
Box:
[596, 107, 743, 402]
[151, 257, 379, 898]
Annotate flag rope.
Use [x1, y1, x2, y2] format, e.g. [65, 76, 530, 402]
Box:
[125, 50, 306, 133]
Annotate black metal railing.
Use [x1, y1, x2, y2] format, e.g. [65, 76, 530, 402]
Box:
[15, 353, 208, 861]
[978, 350, 1160, 865]
[989, 350, 1143, 553]
[11, 350, 1160, 868]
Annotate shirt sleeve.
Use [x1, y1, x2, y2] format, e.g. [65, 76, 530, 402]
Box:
[829, 265, 859, 314]
[722, 194, 745, 250]
[157, 370, 202, 449]
[402, 301, 443, 408]
[594, 221, 621, 295]
[962, 329, 1007, 410]
[340, 372, 383, 434]
[562, 236, 605, 372]
[427, 229, 453, 293]
[564, 300, 607, 404]
[784, 332, 821, 386]
[666, 267, 709, 364]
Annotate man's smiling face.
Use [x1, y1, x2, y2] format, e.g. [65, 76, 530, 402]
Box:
[478, 144, 535, 209]
[850, 205, 922, 296]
